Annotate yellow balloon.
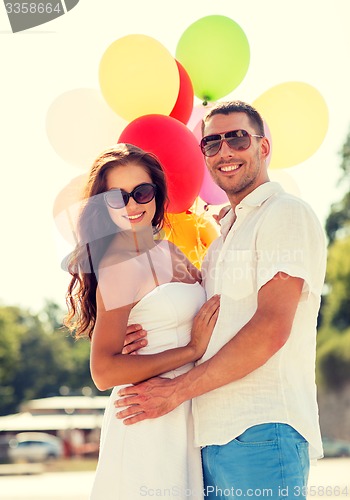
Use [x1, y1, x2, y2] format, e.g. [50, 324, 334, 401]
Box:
[163, 212, 218, 269]
[253, 82, 329, 169]
[99, 35, 179, 121]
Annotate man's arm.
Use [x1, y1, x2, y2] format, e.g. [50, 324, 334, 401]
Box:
[115, 272, 303, 424]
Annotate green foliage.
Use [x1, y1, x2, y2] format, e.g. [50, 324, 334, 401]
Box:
[325, 129, 350, 245]
[0, 302, 96, 416]
[339, 129, 350, 181]
[317, 328, 350, 390]
[0, 306, 27, 411]
[321, 237, 350, 330]
[325, 192, 350, 245]
[316, 126, 350, 390]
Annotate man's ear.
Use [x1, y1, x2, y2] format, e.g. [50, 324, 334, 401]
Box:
[261, 137, 271, 159]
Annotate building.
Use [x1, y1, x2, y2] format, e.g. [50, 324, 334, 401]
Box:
[0, 396, 109, 457]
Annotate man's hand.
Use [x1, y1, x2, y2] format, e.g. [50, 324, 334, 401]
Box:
[122, 323, 147, 355]
[114, 377, 180, 424]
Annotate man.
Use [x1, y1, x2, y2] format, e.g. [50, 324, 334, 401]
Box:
[117, 101, 327, 499]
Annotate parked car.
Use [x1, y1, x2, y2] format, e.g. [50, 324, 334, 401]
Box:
[8, 432, 63, 463]
[322, 436, 350, 458]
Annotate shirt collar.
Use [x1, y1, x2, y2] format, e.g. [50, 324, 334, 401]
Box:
[219, 182, 284, 237]
[239, 181, 284, 208]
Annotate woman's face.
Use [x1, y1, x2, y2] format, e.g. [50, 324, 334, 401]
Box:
[104, 162, 156, 232]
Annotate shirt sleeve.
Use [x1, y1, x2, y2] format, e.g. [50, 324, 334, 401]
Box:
[255, 195, 327, 298]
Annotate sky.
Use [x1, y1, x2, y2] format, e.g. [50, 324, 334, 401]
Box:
[1, 0, 350, 313]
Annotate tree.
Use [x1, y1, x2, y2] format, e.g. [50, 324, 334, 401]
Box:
[325, 129, 350, 245]
[0, 306, 26, 412]
[0, 302, 97, 416]
[339, 128, 350, 181]
[325, 192, 350, 245]
[321, 236, 350, 330]
[316, 127, 350, 390]
[317, 328, 350, 390]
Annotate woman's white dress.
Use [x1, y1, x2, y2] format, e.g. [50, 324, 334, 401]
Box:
[90, 281, 206, 500]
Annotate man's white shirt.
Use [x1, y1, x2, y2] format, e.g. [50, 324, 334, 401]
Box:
[193, 182, 327, 460]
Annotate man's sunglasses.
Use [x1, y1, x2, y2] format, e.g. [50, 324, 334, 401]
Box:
[200, 129, 264, 157]
[104, 183, 157, 209]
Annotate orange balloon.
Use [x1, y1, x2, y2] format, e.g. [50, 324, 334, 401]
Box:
[163, 211, 218, 268]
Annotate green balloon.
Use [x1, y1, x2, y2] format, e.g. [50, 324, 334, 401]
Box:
[176, 15, 250, 101]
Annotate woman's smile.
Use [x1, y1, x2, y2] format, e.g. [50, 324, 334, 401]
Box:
[123, 211, 146, 222]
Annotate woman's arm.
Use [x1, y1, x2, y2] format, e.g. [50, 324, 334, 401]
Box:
[90, 287, 219, 391]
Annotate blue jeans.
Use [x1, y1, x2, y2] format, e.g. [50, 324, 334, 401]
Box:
[201, 423, 310, 499]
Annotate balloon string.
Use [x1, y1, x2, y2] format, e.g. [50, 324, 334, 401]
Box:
[190, 197, 208, 269]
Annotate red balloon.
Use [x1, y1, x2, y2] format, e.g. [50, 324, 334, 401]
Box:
[169, 61, 194, 124]
[119, 114, 204, 213]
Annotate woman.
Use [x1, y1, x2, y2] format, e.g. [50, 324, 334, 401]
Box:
[65, 143, 219, 499]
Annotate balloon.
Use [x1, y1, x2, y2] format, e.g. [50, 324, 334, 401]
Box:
[187, 102, 216, 132]
[176, 16, 250, 101]
[99, 35, 179, 121]
[53, 174, 88, 245]
[199, 166, 229, 206]
[163, 211, 218, 268]
[46, 88, 127, 169]
[253, 82, 329, 169]
[169, 61, 194, 124]
[52, 174, 96, 272]
[118, 114, 204, 213]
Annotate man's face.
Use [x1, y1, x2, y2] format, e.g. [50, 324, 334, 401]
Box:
[203, 112, 270, 204]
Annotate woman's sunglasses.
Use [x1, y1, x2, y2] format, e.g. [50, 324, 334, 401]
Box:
[200, 129, 264, 157]
[104, 183, 157, 209]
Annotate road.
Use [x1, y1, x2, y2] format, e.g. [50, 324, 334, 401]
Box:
[0, 458, 349, 499]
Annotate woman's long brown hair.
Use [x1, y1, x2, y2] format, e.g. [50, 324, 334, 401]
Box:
[64, 143, 168, 340]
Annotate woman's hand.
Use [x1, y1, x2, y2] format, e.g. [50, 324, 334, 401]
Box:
[212, 205, 230, 225]
[187, 294, 220, 359]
